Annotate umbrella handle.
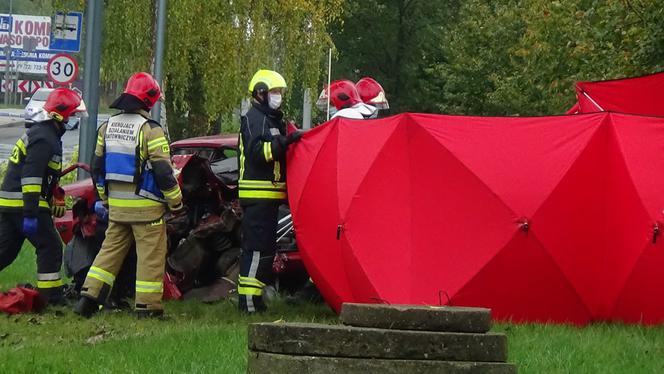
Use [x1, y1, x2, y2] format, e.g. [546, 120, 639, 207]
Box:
[438, 290, 451, 306]
[653, 222, 660, 244]
[336, 224, 344, 240]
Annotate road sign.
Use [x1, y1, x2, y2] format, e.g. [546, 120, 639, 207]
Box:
[0, 14, 53, 75]
[15, 79, 53, 94]
[47, 53, 78, 85]
[1, 80, 13, 93]
[0, 16, 11, 32]
[50, 12, 82, 52]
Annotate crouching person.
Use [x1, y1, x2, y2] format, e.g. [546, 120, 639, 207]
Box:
[74, 72, 184, 319]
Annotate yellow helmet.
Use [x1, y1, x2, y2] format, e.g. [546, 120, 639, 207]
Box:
[248, 69, 287, 95]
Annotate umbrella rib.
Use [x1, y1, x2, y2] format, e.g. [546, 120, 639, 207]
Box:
[606, 113, 655, 221]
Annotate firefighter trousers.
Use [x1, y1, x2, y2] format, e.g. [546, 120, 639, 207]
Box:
[238, 202, 279, 313]
[0, 211, 64, 304]
[81, 217, 167, 311]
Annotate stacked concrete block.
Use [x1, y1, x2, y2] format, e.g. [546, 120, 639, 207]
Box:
[247, 303, 517, 373]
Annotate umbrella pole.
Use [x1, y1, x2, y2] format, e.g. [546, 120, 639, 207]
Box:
[326, 48, 332, 121]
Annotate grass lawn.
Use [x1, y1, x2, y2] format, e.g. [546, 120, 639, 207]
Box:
[1, 246, 664, 373]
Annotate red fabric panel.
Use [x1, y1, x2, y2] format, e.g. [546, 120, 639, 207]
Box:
[407, 119, 517, 304]
[451, 232, 592, 325]
[410, 113, 604, 217]
[575, 72, 664, 116]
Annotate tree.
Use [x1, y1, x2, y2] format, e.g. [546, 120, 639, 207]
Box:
[334, 0, 663, 116]
[98, 0, 342, 139]
[436, 0, 664, 116]
[330, 0, 460, 113]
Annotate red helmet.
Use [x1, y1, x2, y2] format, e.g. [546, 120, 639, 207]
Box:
[43, 88, 84, 122]
[124, 72, 161, 109]
[356, 77, 389, 109]
[327, 80, 362, 110]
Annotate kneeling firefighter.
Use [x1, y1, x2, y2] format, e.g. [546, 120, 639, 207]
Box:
[238, 69, 303, 313]
[74, 72, 184, 318]
[0, 88, 85, 305]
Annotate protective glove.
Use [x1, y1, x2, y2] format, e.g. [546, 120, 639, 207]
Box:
[169, 202, 186, 215]
[94, 200, 109, 222]
[286, 130, 304, 145]
[50, 185, 66, 218]
[23, 217, 38, 236]
[51, 203, 66, 218]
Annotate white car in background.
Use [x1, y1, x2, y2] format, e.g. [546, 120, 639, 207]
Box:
[24, 88, 84, 130]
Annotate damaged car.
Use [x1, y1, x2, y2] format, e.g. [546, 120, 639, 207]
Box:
[55, 133, 305, 306]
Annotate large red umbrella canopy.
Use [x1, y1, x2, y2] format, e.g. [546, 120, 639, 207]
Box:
[568, 71, 664, 116]
[288, 112, 664, 325]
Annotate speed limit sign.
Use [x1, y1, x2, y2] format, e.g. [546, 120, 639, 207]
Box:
[47, 53, 79, 85]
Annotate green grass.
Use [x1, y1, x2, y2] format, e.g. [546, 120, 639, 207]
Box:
[2, 247, 664, 373]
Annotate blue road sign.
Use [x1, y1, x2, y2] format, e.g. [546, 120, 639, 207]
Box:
[49, 12, 82, 53]
[0, 16, 11, 33]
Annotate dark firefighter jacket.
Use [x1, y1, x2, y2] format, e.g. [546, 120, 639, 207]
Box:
[0, 120, 63, 217]
[238, 102, 288, 204]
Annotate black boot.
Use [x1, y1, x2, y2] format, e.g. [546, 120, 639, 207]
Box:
[136, 309, 165, 319]
[73, 296, 99, 318]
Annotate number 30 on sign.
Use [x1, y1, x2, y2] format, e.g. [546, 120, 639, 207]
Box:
[47, 53, 79, 85]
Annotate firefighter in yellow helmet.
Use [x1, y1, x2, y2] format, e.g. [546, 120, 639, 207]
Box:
[74, 72, 184, 318]
[237, 69, 303, 313]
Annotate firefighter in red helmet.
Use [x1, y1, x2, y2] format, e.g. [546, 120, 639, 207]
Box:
[356, 77, 389, 116]
[0, 88, 85, 305]
[317, 80, 377, 120]
[74, 72, 183, 319]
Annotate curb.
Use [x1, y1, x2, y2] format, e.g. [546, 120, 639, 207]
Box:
[0, 119, 25, 129]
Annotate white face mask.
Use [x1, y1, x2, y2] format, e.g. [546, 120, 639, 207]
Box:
[268, 92, 282, 110]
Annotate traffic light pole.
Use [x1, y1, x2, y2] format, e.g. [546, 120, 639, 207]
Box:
[78, 0, 103, 180]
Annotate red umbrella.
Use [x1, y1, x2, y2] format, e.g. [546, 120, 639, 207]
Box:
[569, 71, 664, 116]
[288, 112, 664, 324]
[288, 113, 664, 324]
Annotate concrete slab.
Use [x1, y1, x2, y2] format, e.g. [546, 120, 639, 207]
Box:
[249, 322, 507, 362]
[248, 352, 518, 374]
[340, 303, 491, 333]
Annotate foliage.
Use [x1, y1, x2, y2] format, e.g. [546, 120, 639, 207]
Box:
[57, 1, 344, 140]
[330, 0, 460, 113]
[437, 0, 663, 116]
[332, 0, 664, 116]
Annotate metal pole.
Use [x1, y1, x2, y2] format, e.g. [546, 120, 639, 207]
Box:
[152, 0, 167, 122]
[302, 88, 311, 129]
[326, 48, 332, 121]
[3, 0, 13, 106]
[78, 0, 103, 180]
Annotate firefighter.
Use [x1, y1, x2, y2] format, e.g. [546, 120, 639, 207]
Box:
[237, 69, 303, 313]
[74, 72, 183, 319]
[319, 79, 377, 120]
[355, 77, 389, 117]
[0, 88, 84, 305]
